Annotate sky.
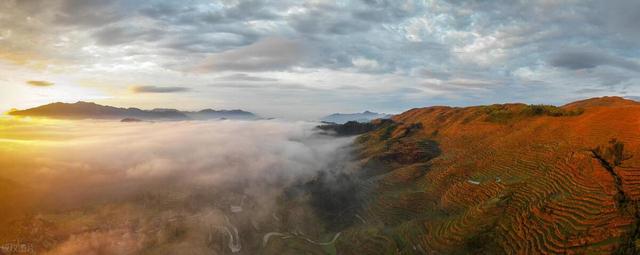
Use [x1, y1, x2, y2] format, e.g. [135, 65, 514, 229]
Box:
[0, 0, 639, 119]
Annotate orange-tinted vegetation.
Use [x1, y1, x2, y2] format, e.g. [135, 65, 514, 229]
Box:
[339, 96, 640, 254]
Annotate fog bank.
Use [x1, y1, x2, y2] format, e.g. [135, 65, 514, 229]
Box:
[0, 118, 355, 254]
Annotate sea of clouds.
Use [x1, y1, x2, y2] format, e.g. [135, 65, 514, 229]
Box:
[0, 119, 355, 254]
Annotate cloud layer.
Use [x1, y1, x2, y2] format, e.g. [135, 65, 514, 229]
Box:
[0, 118, 354, 254]
[129, 85, 190, 93]
[0, 0, 639, 118]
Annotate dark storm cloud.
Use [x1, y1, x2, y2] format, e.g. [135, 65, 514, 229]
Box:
[549, 49, 640, 72]
[130, 85, 190, 93]
[26, 80, 54, 87]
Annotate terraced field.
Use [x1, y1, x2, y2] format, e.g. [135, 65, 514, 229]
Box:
[327, 97, 640, 254]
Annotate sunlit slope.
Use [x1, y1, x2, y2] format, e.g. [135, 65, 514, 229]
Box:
[342, 96, 640, 254]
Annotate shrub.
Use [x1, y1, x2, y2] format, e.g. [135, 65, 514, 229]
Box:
[522, 104, 583, 117]
[380, 124, 397, 141]
[482, 104, 584, 123]
[481, 105, 514, 123]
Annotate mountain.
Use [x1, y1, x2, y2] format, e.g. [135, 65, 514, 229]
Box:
[296, 96, 640, 254]
[8, 101, 257, 120]
[185, 109, 257, 120]
[320, 110, 391, 124]
[8, 101, 189, 120]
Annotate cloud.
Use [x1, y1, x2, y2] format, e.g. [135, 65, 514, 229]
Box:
[197, 37, 305, 72]
[216, 73, 278, 82]
[416, 69, 452, 80]
[129, 85, 190, 93]
[0, 119, 353, 254]
[447, 78, 496, 88]
[287, 5, 372, 35]
[595, 1, 640, 41]
[625, 96, 640, 102]
[92, 25, 164, 46]
[351, 57, 380, 71]
[210, 81, 321, 92]
[44, 229, 142, 255]
[575, 88, 610, 94]
[3, 0, 640, 115]
[26, 80, 54, 87]
[52, 0, 125, 27]
[549, 49, 640, 72]
[139, 0, 280, 25]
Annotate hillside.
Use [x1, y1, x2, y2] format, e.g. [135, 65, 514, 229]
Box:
[317, 96, 640, 254]
[8, 101, 257, 120]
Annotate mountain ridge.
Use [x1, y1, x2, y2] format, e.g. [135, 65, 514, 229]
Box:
[8, 101, 258, 120]
[320, 110, 392, 124]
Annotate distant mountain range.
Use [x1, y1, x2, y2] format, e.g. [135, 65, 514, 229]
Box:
[8, 101, 258, 120]
[320, 110, 392, 124]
